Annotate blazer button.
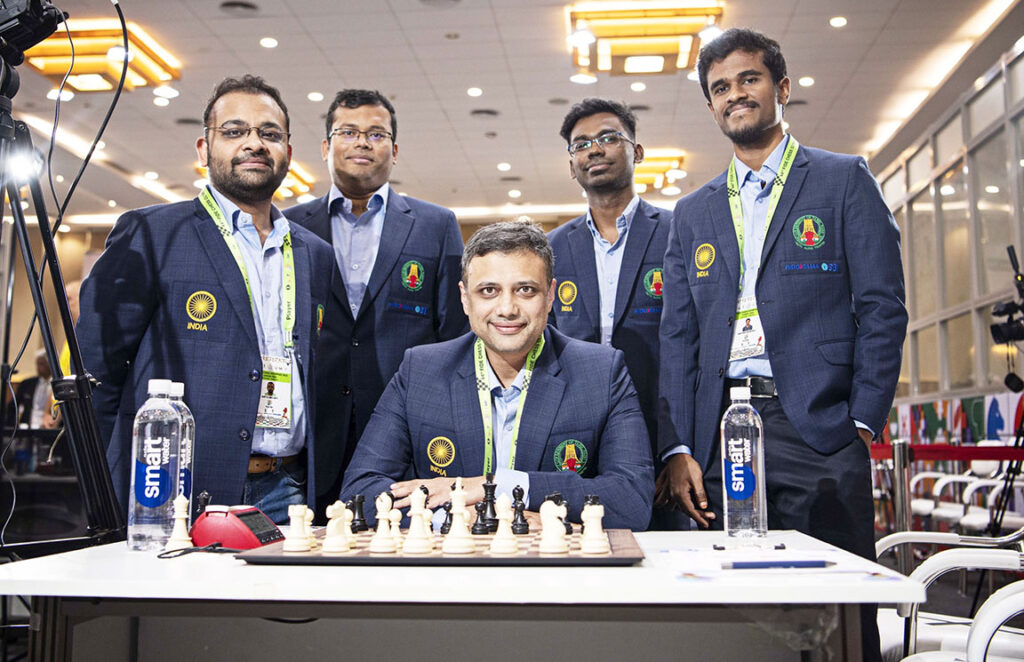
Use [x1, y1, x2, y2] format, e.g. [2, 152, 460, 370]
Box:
[352, 338, 360, 347]
[341, 386, 352, 396]
[249, 369, 260, 382]
[238, 428, 251, 441]
[718, 368, 724, 377]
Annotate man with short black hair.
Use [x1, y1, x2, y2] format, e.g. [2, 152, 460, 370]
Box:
[79, 75, 335, 523]
[549, 98, 680, 529]
[286, 89, 467, 516]
[658, 29, 906, 661]
[342, 221, 653, 531]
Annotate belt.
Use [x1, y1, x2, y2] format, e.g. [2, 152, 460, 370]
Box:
[247, 453, 299, 475]
[726, 376, 778, 398]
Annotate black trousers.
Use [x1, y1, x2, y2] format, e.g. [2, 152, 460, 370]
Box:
[703, 395, 882, 662]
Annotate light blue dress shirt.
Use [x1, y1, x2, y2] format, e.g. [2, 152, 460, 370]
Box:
[208, 187, 306, 457]
[327, 181, 388, 315]
[585, 195, 640, 346]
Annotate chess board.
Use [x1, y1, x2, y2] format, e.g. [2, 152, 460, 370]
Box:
[236, 527, 645, 567]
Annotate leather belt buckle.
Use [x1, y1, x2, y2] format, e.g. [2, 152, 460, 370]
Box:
[247, 454, 298, 475]
[728, 376, 777, 398]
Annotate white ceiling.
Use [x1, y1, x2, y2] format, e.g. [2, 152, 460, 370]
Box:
[7, 0, 1005, 222]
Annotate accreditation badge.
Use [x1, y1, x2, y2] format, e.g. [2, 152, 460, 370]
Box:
[728, 296, 766, 361]
[256, 354, 292, 429]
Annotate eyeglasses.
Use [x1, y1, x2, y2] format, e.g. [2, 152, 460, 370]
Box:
[328, 128, 394, 144]
[567, 131, 634, 156]
[206, 125, 289, 144]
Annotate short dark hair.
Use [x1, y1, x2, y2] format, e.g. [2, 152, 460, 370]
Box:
[325, 89, 398, 140]
[202, 74, 290, 131]
[697, 28, 787, 103]
[559, 98, 638, 143]
[462, 220, 553, 285]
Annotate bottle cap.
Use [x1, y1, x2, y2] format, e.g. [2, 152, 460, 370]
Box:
[147, 378, 172, 396]
[730, 386, 751, 401]
[169, 382, 184, 398]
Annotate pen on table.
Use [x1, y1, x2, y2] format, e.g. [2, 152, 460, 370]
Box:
[721, 560, 836, 570]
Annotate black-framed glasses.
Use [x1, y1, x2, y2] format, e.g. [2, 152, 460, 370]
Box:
[567, 131, 634, 156]
[328, 127, 394, 144]
[205, 125, 289, 144]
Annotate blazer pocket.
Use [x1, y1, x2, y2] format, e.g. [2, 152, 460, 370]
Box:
[815, 339, 854, 366]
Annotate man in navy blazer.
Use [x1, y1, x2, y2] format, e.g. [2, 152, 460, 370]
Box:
[548, 98, 680, 529]
[658, 30, 906, 660]
[78, 76, 335, 523]
[342, 221, 653, 531]
[284, 89, 467, 516]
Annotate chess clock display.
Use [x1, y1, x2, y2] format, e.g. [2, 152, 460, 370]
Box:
[190, 505, 285, 549]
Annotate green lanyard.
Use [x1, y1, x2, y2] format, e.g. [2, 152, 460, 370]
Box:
[199, 188, 296, 348]
[726, 136, 800, 283]
[474, 334, 545, 474]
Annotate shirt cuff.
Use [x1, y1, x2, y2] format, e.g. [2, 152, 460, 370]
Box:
[660, 444, 692, 462]
[494, 467, 530, 506]
[854, 420, 874, 438]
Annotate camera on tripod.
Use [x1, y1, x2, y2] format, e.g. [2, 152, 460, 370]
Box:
[990, 246, 1024, 345]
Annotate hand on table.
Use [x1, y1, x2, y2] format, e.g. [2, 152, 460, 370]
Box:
[389, 475, 485, 510]
[655, 454, 716, 528]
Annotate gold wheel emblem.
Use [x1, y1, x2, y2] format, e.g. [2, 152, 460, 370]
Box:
[558, 281, 578, 306]
[186, 291, 217, 322]
[695, 243, 716, 270]
[427, 436, 455, 467]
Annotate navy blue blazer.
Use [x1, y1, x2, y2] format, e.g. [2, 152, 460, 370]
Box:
[658, 144, 908, 471]
[284, 189, 467, 497]
[341, 328, 654, 530]
[548, 198, 671, 450]
[78, 197, 335, 516]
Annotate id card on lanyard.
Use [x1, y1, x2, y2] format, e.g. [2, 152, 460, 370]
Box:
[199, 188, 297, 429]
[474, 335, 545, 475]
[725, 137, 799, 361]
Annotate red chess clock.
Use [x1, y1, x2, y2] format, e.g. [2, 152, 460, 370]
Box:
[190, 505, 284, 549]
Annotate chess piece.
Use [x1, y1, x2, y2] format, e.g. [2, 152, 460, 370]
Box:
[511, 485, 529, 535]
[538, 499, 569, 554]
[488, 494, 517, 555]
[580, 498, 610, 555]
[348, 495, 368, 532]
[323, 501, 353, 553]
[481, 474, 498, 532]
[164, 494, 193, 552]
[369, 492, 397, 553]
[403, 488, 433, 555]
[471, 501, 489, 535]
[304, 507, 315, 546]
[283, 503, 312, 552]
[389, 509, 403, 552]
[546, 492, 573, 534]
[442, 478, 474, 554]
[440, 502, 453, 534]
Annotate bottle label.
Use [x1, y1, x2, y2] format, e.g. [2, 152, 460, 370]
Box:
[178, 467, 192, 498]
[134, 435, 173, 507]
[724, 437, 756, 501]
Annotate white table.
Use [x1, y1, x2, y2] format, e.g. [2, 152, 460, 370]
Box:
[0, 530, 923, 662]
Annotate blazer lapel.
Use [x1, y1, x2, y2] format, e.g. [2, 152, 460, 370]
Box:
[453, 349, 486, 475]
[359, 186, 413, 319]
[301, 197, 333, 245]
[613, 202, 656, 328]
[758, 145, 809, 273]
[514, 332, 566, 471]
[708, 173, 741, 292]
[566, 220, 601, 334]
[190, 198, 257, 345]
[289, 231, 313, 368]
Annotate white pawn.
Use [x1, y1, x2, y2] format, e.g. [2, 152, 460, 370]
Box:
[322, 501, 353, 553]
[580, 502, 610, 555]
[538, 500, 569, 554]
[369, 492, 397, 553]
[283, 503, 312, 552]
[164, 494, 193, 552]
[389, 509, 403, 552]
[304, 507, 316, 548]
[488, 494, 517, 555]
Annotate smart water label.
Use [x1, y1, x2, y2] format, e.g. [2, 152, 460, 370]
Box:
[724, 437, 756, 501]
[134, 435, 174, 508]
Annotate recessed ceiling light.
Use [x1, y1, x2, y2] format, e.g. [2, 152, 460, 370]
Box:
[798, 76, 814, 87]
[96, 141, 106, 150]
[58, 224, 70, 233]
[699, 25, 723, 42]
[144, 171, 159, 180]
[985, 185, 1000, 194]
[20, 200, 28, 209]
[55, 174, 64, 183]
[570, 69, 598, 85]
[260, 37, 278, 48]
[497, 162, 511, 171]
[508, 189, 522, 198]
[46, 88, 73, 101]
[307, 91, 324, 102]
[297, 193, 316, 204]
[566, 27, 596, 49]
[106, 45, 133, 62]
[829, 16, 847, 28]
[782, 120, 790, 132]
[940, 184, 955, 196]
[666, 168, 687, 180]
[634, 183, 646, 194]
[630, 81, 646, 92]
[687, 70, 700, 81]
[107, 200, 117, 208]
[193, 178, 208, 189]
[153, 85, 179, 98]
[661, 185, 682, 196]
[467, 87, 483, 97]
[153, 97, 170, 107]
[581, 191, 588, 198]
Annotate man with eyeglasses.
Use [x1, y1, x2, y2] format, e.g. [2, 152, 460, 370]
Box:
[78, 75, 336, 524]
[548, 99, 682, 530]
[285, 89, 467, 517]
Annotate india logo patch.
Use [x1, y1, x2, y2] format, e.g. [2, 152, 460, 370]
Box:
[186, 291, 217, 322]
[427, 436, 455, 468]
[558, 281, 578, 306]
[402, 260, 425, 291]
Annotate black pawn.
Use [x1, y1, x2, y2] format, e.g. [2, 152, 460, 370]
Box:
[348, 495, 368, 532]
[511, 485, 529, 535]
[472, 501, 490, 535]
[440, 502, 453, 535]
[482, 474, 498, 533]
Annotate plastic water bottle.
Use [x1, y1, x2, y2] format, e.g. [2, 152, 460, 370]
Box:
[720, 386, 767, 538]
[128, 379, 180, 551]
[168, 382, 195, 520]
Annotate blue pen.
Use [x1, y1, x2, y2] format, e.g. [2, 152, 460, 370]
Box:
[721, 560, 835, 569]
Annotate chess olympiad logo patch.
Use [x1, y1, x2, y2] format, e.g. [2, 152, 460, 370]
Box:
[793, 215, 825, 250]
[554, 439, 588, 474]
[401, 260, 425, 291]
[427, 436, 455, 468]
[558, 281, 577, 306]
[643, 268, 663, 299]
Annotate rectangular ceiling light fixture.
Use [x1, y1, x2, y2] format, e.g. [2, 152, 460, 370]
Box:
[25, 19, 182, 92]
[565, 1, 723, 77]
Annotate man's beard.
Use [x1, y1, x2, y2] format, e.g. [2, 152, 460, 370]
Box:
[209, 153, 287, 205]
